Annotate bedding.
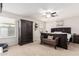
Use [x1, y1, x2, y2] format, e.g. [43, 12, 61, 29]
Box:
[51, 32, 71, 41]
[53, 32, 63, 34]
[67, 33, 71, 41]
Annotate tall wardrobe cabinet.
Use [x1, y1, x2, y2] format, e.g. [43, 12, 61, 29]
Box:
[18, 19, 33, 45]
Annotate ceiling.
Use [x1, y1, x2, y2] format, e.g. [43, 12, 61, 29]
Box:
[2, 3, 79, 22]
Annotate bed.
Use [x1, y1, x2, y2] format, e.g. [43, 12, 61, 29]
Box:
[40, 27, 71, 49]
[51, 27, 71, 49]
[51, 27, 71, 42]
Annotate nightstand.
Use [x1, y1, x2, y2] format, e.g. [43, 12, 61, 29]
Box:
[72, 34, 79, 44]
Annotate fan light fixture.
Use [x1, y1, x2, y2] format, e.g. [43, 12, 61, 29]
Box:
[40, 8, 57, 18]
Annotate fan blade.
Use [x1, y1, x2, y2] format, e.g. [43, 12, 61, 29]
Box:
[51, 12, 56, 14]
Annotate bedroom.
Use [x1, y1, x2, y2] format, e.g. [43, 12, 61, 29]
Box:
[0, 3, 79, 56]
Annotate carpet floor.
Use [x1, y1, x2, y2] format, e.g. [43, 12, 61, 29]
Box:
[1, 41, 79, 56]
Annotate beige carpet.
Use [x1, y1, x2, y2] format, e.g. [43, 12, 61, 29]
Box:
[1, 41, 79, 56]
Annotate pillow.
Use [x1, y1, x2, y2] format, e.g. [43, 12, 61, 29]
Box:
[48, 36, 53, 40]
[53, 32, 62, 34]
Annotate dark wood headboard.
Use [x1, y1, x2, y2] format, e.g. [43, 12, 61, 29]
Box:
[51, 27, 71, 34]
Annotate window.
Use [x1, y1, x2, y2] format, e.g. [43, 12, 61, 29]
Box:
[0, 16, 16, 37]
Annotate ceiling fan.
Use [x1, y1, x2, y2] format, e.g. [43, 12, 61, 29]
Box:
[51, 12, 57, 17]
[39, 9, 57, 18]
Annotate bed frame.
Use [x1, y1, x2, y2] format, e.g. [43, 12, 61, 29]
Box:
[51, 27, 71, 49]
[51, 27, 71, 34]
[40, 27, 71, 49]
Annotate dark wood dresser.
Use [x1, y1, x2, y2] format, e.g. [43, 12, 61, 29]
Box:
[72, 34, 79, 44]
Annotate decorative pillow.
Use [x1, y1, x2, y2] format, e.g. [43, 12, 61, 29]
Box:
[48, 36, 53, 40]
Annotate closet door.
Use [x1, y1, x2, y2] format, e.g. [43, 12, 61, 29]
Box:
[18, 19, 33, 45]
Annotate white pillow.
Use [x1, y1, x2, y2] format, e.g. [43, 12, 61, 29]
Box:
[67, 33, 71, 41]
[53, 32, 62, 34]
[48, 36, 53, 40]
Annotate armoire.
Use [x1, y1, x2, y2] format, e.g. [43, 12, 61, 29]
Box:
[18, 19, 33, 45]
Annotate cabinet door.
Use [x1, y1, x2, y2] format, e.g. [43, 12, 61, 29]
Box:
[25, 21, 33, 42]
[18, 19, 33, 45]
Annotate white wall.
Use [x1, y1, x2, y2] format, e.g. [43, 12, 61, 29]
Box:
[63, 16, 79, 34]
[33, 21, 45, 41]
[45, 16, 79, 34]
[46, 21, 56, 33]
[0, 11, 45, 46]
[0, 37, 18, 46]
